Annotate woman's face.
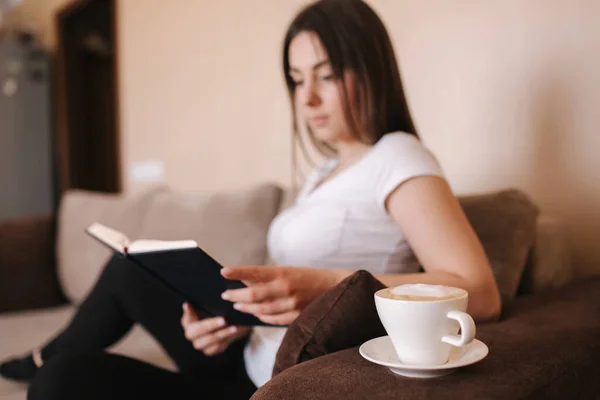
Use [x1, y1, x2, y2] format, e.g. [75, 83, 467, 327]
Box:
[288, 31, 360, 145]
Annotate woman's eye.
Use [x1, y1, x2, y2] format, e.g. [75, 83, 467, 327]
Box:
[320, 74, 335, 81]
[293, 80, 304, 87]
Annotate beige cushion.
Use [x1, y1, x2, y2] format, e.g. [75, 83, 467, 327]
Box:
[136, 183, 282, 267]
[57, 186, 165, 303]
[57, 187, 166, 303]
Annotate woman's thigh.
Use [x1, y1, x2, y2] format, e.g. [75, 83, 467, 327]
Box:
[28, 352, 255, 400]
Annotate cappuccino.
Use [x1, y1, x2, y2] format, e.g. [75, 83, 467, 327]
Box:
[378, 284, 465, 301]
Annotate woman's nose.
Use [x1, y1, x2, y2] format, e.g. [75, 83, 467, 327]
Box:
[302, 80, 320, 108]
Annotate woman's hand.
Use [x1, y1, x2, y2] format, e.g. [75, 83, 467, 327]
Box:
[220, 266, 343, 325]
[180, 303, 250, 356]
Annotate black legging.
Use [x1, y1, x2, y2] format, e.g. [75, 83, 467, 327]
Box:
[27, 255, 258, 399]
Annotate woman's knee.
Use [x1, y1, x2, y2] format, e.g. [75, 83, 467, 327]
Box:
[103, 254, 137, 278]
[28, 353, 108, 400]
[97, 255, 145, 291]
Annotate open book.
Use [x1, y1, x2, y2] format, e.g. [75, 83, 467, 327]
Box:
[84, 222, 274, 327]
[86, 223, 198, 255]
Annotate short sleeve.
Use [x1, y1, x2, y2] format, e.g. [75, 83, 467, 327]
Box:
[373, 133, 445, 210]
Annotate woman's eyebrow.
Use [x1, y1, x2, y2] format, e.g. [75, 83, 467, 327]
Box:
[289, 59, 330, 73]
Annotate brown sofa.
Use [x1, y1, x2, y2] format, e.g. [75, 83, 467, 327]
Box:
[1, 183, 598, 399]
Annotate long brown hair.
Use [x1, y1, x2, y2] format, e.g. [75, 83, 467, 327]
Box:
[283, 0, 419, 176]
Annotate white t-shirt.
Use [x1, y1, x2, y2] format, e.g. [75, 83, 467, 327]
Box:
[243, 132, 445, 387]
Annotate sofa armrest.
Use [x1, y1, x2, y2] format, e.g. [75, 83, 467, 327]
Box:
[252, 278, 600, 400]
[0, 215, 67, 313]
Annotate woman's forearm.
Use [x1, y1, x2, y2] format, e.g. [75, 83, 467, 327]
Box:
[331, 269, 501, 323]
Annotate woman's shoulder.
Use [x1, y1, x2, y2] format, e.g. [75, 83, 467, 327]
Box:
[374, 131, 425, 153]
[367, 132, 446, 208]
[370, 131, 440, 167]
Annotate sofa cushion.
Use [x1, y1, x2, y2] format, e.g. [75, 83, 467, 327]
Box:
[518, 215, 572, 295]
[273, 270, 386, 376]
[136, 183, 282, 267]
[255, 278, 600, 400]
[57, 186, 165, 303]
[458, 189, 540, 304]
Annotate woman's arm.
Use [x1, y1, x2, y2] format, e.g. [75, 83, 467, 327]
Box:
[222, 176, 502, 325]
[370, 175, 501, 322]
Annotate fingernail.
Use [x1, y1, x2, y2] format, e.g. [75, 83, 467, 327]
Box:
[221, 267, 231, 276]
[229, 326, 237, 333]
[221, 292, 229, 300]
[182, 303, 188, 311]
[233, 303, 242, 311]
[218, 318, 226, 326]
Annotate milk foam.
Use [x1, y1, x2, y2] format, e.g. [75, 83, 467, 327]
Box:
[390, 284, 463, 298]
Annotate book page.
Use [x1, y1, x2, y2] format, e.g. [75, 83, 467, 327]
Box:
[86, 223, 130, 254]
[128, 239, 198, 254]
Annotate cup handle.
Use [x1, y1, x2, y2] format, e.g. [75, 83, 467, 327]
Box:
[441, 310, 476, 347]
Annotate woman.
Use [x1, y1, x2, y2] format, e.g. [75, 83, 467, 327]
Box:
[1, 0, 501, 398]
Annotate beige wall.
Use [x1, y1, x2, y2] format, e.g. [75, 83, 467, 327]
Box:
[118, 0, 305, 195]
[118, 1, 600, 276]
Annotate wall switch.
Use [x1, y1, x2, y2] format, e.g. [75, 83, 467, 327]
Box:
[128, 160, 165, 183]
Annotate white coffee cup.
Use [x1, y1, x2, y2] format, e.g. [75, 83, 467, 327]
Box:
[374, 284, 476, 366]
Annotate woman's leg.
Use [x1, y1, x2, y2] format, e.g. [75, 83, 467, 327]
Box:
[2, 254, 244, 380]
[27, 352, 257, 400]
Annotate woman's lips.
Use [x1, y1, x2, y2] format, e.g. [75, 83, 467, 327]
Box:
[310, 115, 329, 127]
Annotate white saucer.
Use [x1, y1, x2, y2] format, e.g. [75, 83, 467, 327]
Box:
[359, 336, 489, 379]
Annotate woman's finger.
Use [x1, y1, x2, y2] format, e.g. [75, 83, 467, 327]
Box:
[203, 342, 229, 356]
[180, 303, 199, 327]
[257, 310, 300, 326]
[223, 280, 291, 304]
[184, 317, 227, 341]
[200, 326, 251, 355]
[221, 266, 280, 283]
[203, 331, 243, 356]
[233, 297, 296, 316]
[192, 325, 238, 350]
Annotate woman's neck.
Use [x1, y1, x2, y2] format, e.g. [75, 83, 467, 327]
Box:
[334, 140, 371, 168]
